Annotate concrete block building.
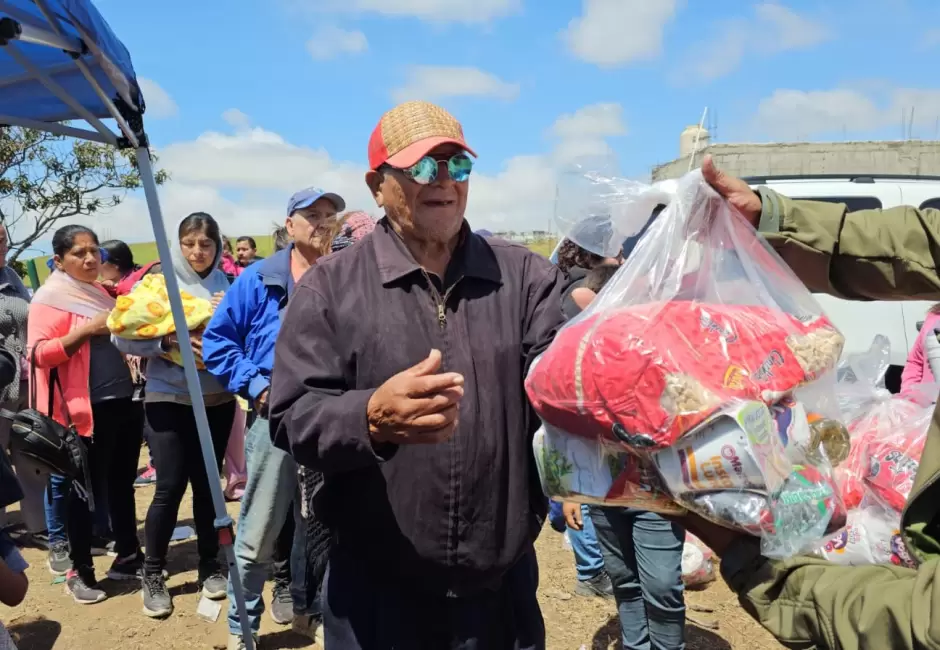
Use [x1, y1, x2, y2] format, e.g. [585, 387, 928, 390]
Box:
[652, 133, 940, 181]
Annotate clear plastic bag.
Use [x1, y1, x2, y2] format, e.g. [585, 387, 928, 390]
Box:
[527, 169, 847, 558]
[682, 532, 717, 587]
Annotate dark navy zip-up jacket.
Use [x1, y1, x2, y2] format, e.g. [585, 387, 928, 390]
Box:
[269, 218, 566, 596]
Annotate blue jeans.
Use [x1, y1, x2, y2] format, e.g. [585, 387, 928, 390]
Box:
[590, 508, 685, 650]
[227, 416, 311, 635]
[569, 505, 605, 582]
[44, 474, 69, 545]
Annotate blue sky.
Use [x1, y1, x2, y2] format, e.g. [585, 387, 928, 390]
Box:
[53, 0, 940, 241]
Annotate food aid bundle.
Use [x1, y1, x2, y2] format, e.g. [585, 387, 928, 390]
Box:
[815, 339, 933, 567]
[527, 169, 847, 558]
[681, 532, 716, 587]
[107, 274, 214, 369]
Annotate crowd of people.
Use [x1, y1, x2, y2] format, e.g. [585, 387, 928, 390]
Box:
[0, 98, 936, 650]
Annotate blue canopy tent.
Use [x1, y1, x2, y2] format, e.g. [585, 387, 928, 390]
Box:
[0, 2, 255, 646]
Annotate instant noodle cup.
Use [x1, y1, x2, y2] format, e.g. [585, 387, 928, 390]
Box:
[652, 402, 770, 495]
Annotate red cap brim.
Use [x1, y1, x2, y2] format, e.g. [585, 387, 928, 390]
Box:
[384, 137, 477, 169]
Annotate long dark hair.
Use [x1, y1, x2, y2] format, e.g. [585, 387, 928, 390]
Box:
[52, 225, 98, 258]
[100, 239, 137, 274]
[179, 212, 221, 243]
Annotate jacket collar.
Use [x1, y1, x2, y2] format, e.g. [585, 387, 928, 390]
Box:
[257, 245, 293, 293]
[373, 217, 502, 286]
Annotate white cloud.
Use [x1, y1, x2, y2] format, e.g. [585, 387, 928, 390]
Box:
[548, 103, 627, 165]
[391, 66, 519, 103]
[752, 86, 940, 139]
[306, 0, 521, 24]
[563, 0, 679, 67]
[138, 78, 178, 119]
[64, 101, 629, 243]
[680, 4, 831, 82]
[306, 26, 368, 60]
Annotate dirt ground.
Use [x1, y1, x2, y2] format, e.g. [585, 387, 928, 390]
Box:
[1, 460, 784, 650]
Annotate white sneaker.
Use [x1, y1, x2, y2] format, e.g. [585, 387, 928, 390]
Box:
[227, 632, 260, 650]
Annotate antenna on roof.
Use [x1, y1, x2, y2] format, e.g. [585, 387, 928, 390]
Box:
[687, 107, 708, 172]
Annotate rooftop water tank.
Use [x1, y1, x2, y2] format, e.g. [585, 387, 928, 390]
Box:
[680, 125, 710, 158]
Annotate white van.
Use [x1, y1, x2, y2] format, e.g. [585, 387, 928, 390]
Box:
[747, 175, 940, 392]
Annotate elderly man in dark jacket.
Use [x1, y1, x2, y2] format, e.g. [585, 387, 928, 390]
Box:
[270, 100, 565, 649]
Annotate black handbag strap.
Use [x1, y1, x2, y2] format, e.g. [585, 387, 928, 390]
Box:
[29, 343, 74, 427]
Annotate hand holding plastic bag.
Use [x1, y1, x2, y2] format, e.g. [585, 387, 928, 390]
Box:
[527, 168, 846, 558]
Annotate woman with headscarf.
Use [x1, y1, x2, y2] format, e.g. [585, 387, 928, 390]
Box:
[28, 225, 144, 605]
[112, 212, 235, 620]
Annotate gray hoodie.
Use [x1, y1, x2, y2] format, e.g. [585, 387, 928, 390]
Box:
[111, 214, 231, 402]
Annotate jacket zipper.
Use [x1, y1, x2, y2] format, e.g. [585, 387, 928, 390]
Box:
[420, 269, 462, 328]
[420, 268, 464, 570]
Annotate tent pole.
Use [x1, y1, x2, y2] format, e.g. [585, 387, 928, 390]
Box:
[0, 114, 113, 143]
[135, 147, 256, 650]
[2, 42, 117, 144]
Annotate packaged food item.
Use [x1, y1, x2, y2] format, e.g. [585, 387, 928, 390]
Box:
[526, 168, 846, 558]
[526, 170, 843, 453]
[817, 504, 915, 568]
[533, 423, 683, 514]
[681, 532, 716, 587]
[655, 401, 846, 557]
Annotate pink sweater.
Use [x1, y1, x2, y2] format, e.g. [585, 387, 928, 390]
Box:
[901, 311, 940, 392]
[26, 304, 95, 437]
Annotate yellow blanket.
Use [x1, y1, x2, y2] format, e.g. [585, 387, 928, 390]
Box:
[108, 274, 214, 369]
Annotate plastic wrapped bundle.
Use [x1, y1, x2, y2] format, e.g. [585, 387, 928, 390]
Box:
[526, 170, 843, 453]
[533, 423, 683, 514]
[682, 532, 717, 587]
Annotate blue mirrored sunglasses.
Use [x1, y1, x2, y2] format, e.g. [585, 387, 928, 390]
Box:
[392, 153, 474, 185]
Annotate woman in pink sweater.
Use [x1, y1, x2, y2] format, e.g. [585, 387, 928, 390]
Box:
[901, 307, 940, 391]
[28, 225, 144, 605]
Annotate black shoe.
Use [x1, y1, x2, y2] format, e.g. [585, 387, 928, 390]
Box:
[269, 581, 293, 625]
[65, 567, 107, 604]
[47, 540, 70, 576]
[575, 571, 614, 599]
[107, 551, 143, 581]
[140, 570, 173, 618]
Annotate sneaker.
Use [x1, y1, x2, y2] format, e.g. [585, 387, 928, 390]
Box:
[47, 540, 70, 576]
[140, 570, 173, 618]
[227, 632, 260, 650]
[107, 552, 143, 581]
[199, 569, 227, 600]
[575, 571, 614, 599]
[135, 464, 157, 487]
[268, 581, 293, 625]
[65, 567, 107, 604]
[292, 614, 324, 644]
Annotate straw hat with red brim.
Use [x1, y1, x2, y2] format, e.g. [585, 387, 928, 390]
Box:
[368, 100, 477, 170]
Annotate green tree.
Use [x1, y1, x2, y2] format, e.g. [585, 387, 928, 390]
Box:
[0, 126, 169, 263]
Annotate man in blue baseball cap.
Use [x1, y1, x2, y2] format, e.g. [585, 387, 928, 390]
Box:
[203, 185, 346, 649]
